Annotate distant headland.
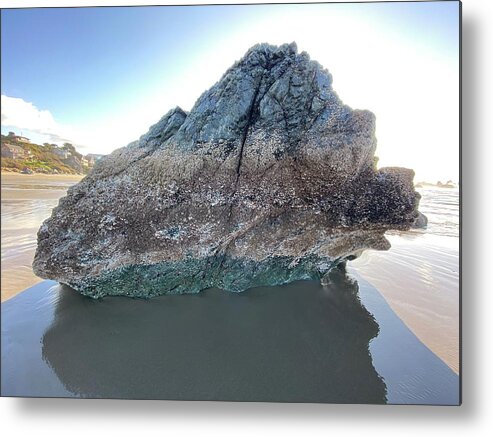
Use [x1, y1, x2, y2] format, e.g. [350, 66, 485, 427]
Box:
[415, 180, 458, 189]
[1, 131, 104, 175]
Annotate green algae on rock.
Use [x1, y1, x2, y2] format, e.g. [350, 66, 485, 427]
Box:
[33, 42, 421, 298]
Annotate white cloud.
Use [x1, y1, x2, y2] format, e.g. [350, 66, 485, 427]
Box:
[1, 95, 78, 146]
[1, 94, 174, 155]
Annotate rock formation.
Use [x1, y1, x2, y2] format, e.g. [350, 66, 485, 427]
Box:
[33, 43, 421, 298]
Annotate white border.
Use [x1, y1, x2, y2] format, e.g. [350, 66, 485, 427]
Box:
[2, 0, 493, 435]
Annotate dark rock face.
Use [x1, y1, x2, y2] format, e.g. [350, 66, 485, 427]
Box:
[33, 43, 421, 298]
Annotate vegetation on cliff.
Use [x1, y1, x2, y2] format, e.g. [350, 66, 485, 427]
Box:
[1, 133, 102, 174]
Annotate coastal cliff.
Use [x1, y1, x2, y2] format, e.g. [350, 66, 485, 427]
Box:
[33, 43, 421, 298]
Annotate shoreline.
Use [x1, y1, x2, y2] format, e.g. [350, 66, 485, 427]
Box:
[1, 170, 85, 178]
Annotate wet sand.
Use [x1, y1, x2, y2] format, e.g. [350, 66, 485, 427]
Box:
[1, 275, 459, 404]
[349, 232, 459, 374]
[1, 173, 83, 301]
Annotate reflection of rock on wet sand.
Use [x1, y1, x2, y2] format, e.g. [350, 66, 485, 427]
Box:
[42, 268, 387, 403]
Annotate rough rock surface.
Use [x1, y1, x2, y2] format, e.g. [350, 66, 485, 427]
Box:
[412, 211, 428, 229]
[33, 43, 421, 298]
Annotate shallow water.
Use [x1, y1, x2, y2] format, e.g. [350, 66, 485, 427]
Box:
[417, 187, 459, 238]
[1, 274, 459, 404]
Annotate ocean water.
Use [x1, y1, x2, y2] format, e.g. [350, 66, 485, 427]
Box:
[417, 187, 460, 238]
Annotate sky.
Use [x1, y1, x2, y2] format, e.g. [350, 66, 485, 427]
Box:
[1, 1, 460, 182]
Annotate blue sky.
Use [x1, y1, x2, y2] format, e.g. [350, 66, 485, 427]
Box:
[1, 1, 460, 181]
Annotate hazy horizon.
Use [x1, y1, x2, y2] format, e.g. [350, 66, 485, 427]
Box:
[1, 2, 460, 182]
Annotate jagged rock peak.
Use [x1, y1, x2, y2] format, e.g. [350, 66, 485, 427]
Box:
[162, 41, 343, 153]
[141, 106, 188, 143]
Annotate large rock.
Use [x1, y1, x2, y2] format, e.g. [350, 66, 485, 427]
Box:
[33, 43, 421, 298]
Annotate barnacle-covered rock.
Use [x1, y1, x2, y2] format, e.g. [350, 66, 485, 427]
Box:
[33, 42, 421, 298]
